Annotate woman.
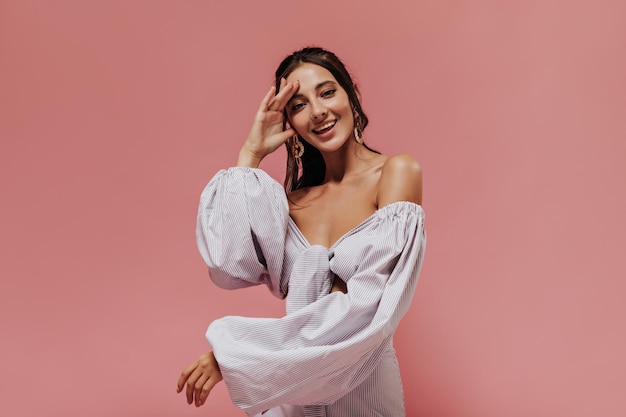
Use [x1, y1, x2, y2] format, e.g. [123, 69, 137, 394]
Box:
[177, 47, 426, 417]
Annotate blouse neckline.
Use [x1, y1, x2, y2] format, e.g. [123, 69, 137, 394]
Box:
[287, 201, 423, 250]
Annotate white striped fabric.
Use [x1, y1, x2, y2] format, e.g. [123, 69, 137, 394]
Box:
[196, 168, 426, 417]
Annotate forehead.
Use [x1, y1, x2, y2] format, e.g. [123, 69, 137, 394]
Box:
[285, 63, 337, 87]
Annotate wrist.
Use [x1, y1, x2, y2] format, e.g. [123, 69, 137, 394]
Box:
[236, 146, 263, 168]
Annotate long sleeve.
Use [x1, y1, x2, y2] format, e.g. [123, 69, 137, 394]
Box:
[196, 167, 289, 299]
[207, 202, 426, 416]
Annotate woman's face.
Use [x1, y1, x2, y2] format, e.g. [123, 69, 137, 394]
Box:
[285, 63, 354, 154]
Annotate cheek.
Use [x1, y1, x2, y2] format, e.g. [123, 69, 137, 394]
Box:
[330, 96, 352, 115]
[289, 112, 308, 131]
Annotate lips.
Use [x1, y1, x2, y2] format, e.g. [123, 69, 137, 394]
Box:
[312, 120, 336, 134]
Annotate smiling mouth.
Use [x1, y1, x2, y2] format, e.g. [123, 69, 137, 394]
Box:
[312, 121, 336, 134]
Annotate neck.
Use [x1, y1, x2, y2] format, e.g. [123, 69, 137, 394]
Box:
[320, 139, 375, 183]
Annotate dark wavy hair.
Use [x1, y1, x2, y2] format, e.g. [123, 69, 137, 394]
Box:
[275, 47, 375, 192]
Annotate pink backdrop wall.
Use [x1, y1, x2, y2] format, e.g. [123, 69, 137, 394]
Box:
[1, 1, 624, 416]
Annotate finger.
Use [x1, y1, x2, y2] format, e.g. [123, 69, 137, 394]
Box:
[273, 80, 299, 110]
[267, 83, 292, 111]
[279, 128, 297, 144]
[269, 79, 298, 108]
[185, 367, 203, 404]
[194, 372, 211, 407]
[177, 361, 198, 393]
[198, 376, 222, 407]
[257, 86, 276, 113]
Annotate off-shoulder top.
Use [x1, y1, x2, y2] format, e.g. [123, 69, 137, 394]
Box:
[196, 168, 426, 417]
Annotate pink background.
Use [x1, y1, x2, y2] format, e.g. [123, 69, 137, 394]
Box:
[1, 1, 625, 416]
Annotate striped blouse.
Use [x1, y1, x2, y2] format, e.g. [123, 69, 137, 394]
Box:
[196, 167, 426, 417]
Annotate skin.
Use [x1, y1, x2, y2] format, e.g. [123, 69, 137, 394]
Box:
[177, 62, 423, 407]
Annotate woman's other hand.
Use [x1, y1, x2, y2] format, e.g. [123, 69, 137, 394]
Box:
[237, 79, 300, 168]
[177, 351, 223, 407]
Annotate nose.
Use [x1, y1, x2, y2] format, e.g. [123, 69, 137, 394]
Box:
[310, 101, 327, 121]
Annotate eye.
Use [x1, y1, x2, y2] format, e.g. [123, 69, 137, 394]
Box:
[321, 89, 336, 97]
[290, 102, 305, 112]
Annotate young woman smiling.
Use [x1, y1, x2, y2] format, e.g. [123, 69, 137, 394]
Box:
[177, 47, 426, 417]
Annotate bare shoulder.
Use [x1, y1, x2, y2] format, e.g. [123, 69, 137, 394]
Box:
[377, 153, 423, 207]
[382, 153, 422, 175]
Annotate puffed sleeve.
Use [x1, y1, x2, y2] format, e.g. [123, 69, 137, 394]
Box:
[206, 202, 426, 416]
[196, 167, 289, 299]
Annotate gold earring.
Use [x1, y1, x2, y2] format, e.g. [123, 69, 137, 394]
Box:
[353, 113, 364, 144]
[291, 135, 304, 158]
[354, 126, 363, 144]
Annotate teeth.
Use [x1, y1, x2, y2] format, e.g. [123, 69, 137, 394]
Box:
[314, 121, 336, 133]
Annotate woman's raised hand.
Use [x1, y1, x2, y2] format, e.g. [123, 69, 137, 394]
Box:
[237, 79, 299, 168]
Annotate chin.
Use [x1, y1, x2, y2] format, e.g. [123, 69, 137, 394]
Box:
[309, 138, 351, 154]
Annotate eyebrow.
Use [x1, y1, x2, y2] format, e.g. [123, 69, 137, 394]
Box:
[287, 80, 337, 103]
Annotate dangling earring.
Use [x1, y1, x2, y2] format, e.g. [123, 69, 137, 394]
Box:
[353, 112, 364, 144]
[291, 135, 304, 176]
[291, 135, 304, 158]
